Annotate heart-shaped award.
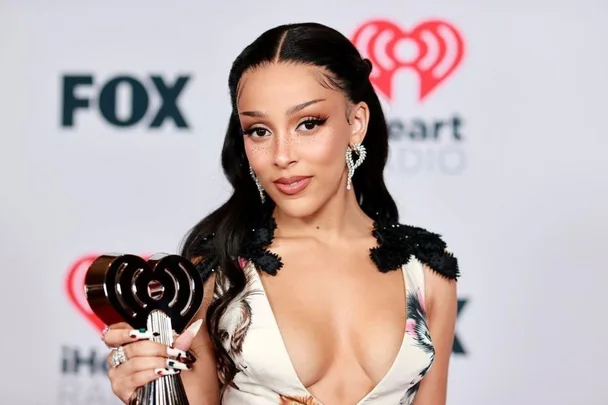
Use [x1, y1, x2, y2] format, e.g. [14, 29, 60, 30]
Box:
[84, 253, 204, 405]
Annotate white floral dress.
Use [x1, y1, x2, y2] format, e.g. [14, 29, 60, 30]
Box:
[195, 220, 460, 405]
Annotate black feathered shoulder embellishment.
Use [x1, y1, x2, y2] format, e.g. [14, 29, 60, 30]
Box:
[191, 217, 283, 280]
[193, 218, 458, 281]
[241, 217, 283, 276]
[370, 222, 460, 281]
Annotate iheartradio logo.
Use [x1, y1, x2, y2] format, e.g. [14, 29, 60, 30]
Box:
[351, 19, 465, 102]
[65, 253, 150, 333]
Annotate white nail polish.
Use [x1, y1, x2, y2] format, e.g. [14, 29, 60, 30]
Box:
[129, 328, 160, 340]
[154, 368, 180, 376]
[166, 359, 191, 370]
[167, 346, 188, 358]
[185, 319, 203, 337]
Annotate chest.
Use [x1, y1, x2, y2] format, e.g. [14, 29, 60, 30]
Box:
[265, 247, 406, 322]
[217, 254, 434, 404]
[267, 252, 405, 372]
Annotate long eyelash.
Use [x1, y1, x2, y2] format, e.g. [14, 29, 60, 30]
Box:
[240, 116, 328, 136]
[241, 127, 265, 136]
[301, 116, 328, 126]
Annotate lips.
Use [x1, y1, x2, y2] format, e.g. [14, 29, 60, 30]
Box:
[273, 176, 312, 196]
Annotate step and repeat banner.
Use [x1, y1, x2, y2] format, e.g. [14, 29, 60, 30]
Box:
[1, 1, 607, 404]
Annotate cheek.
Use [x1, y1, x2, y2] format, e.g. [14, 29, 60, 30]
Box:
[298, 131, 346, 167]
[244, 139, 273, 167]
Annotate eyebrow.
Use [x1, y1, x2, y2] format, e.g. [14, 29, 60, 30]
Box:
[239, 98, 326, 118]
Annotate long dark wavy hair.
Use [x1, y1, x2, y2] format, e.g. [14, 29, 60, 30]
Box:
[180, 22, 399, 394]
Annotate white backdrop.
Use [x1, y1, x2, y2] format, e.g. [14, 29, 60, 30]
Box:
[1, 1, 607, 404]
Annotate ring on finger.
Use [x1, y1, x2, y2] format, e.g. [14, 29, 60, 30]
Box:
[110, 346, 127, 369]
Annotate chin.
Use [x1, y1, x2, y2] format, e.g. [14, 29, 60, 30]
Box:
[272, 196, 323, 219]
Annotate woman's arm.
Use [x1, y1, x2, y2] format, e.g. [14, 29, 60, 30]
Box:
[412, 266, 458, 405]
[180, 272, 221, 405]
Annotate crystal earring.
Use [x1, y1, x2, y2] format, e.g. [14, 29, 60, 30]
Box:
[249, 165, 265, 203]
[346, 142, 367, 190]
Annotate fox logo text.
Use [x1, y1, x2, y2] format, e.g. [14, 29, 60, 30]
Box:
[60, 74, 192, 129]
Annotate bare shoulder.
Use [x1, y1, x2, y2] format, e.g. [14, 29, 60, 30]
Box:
[403, 225, 459, 312]
[370, 220, 460, 319]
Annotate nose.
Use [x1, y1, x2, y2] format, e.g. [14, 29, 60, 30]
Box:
[273, 132, 297, 169]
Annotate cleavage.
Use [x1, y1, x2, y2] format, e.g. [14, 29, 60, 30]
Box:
[258, 250, 407, 392]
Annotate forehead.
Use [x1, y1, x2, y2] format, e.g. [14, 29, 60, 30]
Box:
[236, 62, 344, 111]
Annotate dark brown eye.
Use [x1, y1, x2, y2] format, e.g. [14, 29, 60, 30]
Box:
[243, 127, 270, 138]
[298, 118, 327, 131]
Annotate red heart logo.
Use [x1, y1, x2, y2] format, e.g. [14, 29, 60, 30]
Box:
[351, 19, 465, 102]
[65, 253, 151, 333]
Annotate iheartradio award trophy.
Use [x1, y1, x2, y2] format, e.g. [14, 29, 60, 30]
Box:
[84, 253, 204, 405]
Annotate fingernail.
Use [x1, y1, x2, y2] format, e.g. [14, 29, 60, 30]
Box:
[129, 328, 161, 339]
[167, 346, 196, 363]
[101, 325, 110, 340]
[166, 359, 192, 370]
[155, 367, 181, 376]
[185, 319, 203, 337]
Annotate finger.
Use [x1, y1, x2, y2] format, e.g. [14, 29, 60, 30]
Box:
[103, 327, 160, 348]
[117, 356, 192, 375]
[120, 340, 196, 364]
[101, 323, 131, 347]
[102, 322, 131, 337]
[174, 319, 204, 351]
[108, 322, 131, 330]
[111, 368, 177, 404]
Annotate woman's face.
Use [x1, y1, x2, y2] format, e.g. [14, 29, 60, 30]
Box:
[237, 62, 368, 218]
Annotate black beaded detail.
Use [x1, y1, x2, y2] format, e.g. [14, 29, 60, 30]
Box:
[241, 217, 283, 276]
[195, 218, 459, 280]
[370, 222, 460, 280]
[193, 217, 283, 278]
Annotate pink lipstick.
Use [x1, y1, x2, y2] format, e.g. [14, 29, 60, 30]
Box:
[273, 176, 312, 196]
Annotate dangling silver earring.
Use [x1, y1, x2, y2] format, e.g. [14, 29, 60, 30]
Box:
[346, 142, 367, 190]
[249, 165, 265, 203]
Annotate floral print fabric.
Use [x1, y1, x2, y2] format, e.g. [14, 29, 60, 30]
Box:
[217, 255, 436, 405]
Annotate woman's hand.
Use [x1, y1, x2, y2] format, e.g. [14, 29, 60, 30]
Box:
[102, 320, 203, 404]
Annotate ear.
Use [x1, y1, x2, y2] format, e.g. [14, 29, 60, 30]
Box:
[348, 101, 369, 145]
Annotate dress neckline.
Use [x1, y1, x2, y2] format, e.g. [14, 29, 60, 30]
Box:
[245, 260, 411, 405]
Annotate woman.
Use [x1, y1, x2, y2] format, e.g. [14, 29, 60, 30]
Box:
[102, 22, 460, 405]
